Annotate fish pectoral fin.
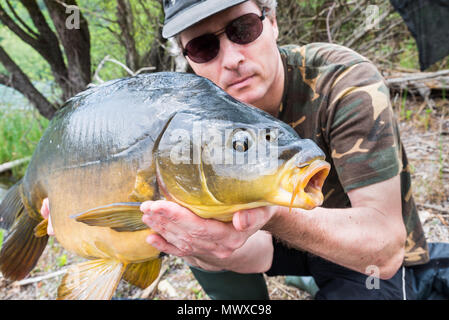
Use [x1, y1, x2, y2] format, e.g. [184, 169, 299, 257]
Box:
[123, 258, 162, 289]
[34, 219, 48, 238]
[57, 259, 125, 300]
[71, 202, 147, 232]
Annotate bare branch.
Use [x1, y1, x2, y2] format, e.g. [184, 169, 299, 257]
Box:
[5, 0, 39, 38]
[326, 2, 337, 43]
[0, 157, 31, 174]
[0, 2, 39, 47]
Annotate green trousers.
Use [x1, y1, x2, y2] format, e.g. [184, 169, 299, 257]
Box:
[189, 266, 269, 300]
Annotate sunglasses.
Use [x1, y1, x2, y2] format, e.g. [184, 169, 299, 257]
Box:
[182, 8, 267, 64]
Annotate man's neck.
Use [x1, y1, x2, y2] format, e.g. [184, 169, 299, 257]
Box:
[253, 51, 285, 118]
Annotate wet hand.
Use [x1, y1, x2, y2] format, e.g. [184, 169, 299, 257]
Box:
[140, 200, 277, 259]
[40, 198, 55, 236]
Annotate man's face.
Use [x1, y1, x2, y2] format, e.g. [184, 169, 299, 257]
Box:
[179, 1, 283, 112]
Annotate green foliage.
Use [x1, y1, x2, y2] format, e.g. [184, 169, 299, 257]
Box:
[398, 38, 420, 70]
[80, 0, 163, 81]
[0, 229, 3, 249]
[0, 0, 166, 181]
[57, 254, 67, 267]
[0, 108, 49, 177]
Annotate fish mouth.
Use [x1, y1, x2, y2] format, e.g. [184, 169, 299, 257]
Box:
[268, 156, 330, 210]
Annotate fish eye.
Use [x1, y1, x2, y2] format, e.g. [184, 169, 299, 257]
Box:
[233, 140, 248, 152]
[231, 130, 252, 152]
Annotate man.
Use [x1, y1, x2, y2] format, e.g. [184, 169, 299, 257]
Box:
[42, 0, 430, 299]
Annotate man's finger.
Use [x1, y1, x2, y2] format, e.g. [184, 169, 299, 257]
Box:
[146, 233, 186, 256]
[141, 200, 234, 242]
[142, 213, 220, 255]
[232, 207, 276, 232]
[41, 198, 49, 219]
[40, 198, 55, 236]
[47, 216, 55, 236]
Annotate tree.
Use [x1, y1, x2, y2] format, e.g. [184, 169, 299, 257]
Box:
[0, 0, 173, 120]
[0, 0, 91, 119]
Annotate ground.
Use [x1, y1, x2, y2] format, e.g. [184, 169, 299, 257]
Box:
[0, 96, 448, 300]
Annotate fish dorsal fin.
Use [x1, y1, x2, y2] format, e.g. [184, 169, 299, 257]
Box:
[57, 259, 125, 300]
[71, 202, 147, 232]
[123, 258, 161, 289]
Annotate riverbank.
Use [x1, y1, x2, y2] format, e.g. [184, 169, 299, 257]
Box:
[0, 96, 447, 300]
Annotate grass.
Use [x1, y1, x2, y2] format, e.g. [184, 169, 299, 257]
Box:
[0, 108, 48, 179]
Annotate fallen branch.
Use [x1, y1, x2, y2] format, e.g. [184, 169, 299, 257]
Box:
[13, 268, 67, 286]
[417, 203, 449, 215]
[0, 157, 31, 174]
[268, 278, 296, 299]
[386, 70, 449, 85]
[437, 214, 448, 226]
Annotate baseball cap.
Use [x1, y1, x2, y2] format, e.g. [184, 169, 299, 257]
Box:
[162, 0, 249, 39]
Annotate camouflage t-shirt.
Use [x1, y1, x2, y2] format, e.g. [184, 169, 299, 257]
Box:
[277, 43, 429, 266]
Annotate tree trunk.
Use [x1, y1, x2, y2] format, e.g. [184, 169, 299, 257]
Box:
[116, 0, 140, 72]
[44, 0, 91, 96]
[0, 46, 57, 119]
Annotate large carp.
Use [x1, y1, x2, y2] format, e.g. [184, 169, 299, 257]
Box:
[0, 72, 330, 299]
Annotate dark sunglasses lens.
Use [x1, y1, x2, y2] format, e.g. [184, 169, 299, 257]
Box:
[185, 34, 220, 63]
[226, 13, 263, 44]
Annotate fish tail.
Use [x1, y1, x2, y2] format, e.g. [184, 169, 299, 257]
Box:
[0, 181, 48, 280]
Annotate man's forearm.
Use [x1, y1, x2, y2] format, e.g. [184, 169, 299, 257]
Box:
[263, 205, 406, 279]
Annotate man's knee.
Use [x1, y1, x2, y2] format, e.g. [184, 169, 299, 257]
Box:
[190, 266, 270, 300]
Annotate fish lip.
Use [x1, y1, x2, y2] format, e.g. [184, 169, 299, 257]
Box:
[299, 159, 330, 200]
[270, 156, 330, 209]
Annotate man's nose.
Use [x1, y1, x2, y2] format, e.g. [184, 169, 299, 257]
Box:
[220, 37, 245, 70]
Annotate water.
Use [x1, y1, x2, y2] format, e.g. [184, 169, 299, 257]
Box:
[0, 82, 58, 111]
[0, 85, 31, 111]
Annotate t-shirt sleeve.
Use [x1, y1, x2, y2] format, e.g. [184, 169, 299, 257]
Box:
[323, 61, 402, 192]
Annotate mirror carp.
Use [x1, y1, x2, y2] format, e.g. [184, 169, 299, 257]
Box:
[0, 72, 330, 299]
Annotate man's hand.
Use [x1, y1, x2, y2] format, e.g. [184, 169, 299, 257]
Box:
[40, 198, 55, 236]
[39, 197, 277, 273]
[140, 200, 277, 270]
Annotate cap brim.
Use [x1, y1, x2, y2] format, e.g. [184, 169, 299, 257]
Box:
[162, 0, 248, 38]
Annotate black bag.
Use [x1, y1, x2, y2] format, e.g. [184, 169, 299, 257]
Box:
[390, 0, 449, 70]
[410, 242, 449, 299]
